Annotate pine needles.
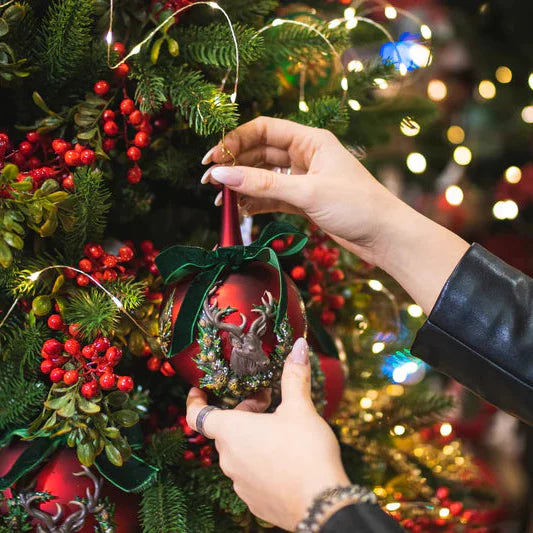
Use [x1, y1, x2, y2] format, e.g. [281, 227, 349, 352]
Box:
[139, 480, 188, 533]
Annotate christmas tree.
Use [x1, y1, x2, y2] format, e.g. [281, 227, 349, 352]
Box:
[0, 1, 501, 531]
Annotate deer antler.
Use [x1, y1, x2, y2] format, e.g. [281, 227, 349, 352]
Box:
[19, 493, 61, 532]
[249, 291, 275, 337]
[203, 296, 247, 340]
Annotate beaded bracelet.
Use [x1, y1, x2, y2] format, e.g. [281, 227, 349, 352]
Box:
[295, 484, 377, 532]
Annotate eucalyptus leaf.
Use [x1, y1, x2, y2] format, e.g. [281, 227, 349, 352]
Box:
[77, 441, 96, 466]
[113, 409, 139, 428]
[105, 443, 123, 466]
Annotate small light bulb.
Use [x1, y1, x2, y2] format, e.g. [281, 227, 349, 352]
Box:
[346, 18, 358, 29]
[384, 6, 397, 19]
[347, 59, 364, 72]
[28, 271, 41, 282]
[521, 105, 533, 123]
[299, 100, 309, 113]
[386, 503, 401, 512]
[400, 119, 420, 137]
[272, 18, 284, 26]
[111, 296, 124, 309]
[427, 79, 447, 101]
[453, 146, 472, 166]
[440, 423, 453, 437]
[340, 77, 348, 91]
[439, 508, 450, 519]
[372, 342, 385, 354]
[393, 425, 406, 436]
[495, 66, 512, 83]
[406, 152, 427, 174]
[208, 1, 219, 8]
[409, 44, 431, 68]
[407, 304, 423, 318]
[420, 24, 432, 40]
[399, 63, 408, 76]
[368, 279, 383, 291]
[328, 19, 342, 29]
[348, 99, 361, 111]
[445, 185, 464, 206]
[529, 73, 533, 90]
[105, 30, 113, 44]
[447, 125, 465, 144]
[505, 166, 522, 184]
[230, 92, 237, 103]
[344, 7, 356, 19]
[360, 397, 373, 409]
[392, 367, 408, 383]
[374, 78, 388, 89]
[131, 44, 142, 56]
[478, 80, 496, 99]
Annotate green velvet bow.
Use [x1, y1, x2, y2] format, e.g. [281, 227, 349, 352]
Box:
[155, 221, 308, 356]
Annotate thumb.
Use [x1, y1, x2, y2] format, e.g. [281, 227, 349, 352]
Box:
[280, 337, 312, 407]
[210, 165, 306, 207]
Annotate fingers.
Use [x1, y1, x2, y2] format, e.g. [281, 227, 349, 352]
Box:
[235, 146, 292, 169]
[239, 196, 303, 217]
[235, 388, 272, 413]
[202, 117, 316, 170]
[186, 387, 224, 439]
[280, 337, 313, 407]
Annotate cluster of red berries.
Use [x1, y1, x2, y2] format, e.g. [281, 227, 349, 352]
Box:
[64, 239, 159, 287]
[175, 414, 214, 467]
[150, 0, 193, 22]
[0, 130, 96, 194]
[281, 227, 346, 326]
[40, 315, 133, 398]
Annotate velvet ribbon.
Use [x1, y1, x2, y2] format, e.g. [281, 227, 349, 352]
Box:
[155, 221, 308, 355]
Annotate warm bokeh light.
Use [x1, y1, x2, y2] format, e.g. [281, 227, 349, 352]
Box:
[347, 59, 364, 72]
[505, 165, 522, 184]
[328, 18, 341, 29]
[400, 118, 420, 137]
[410, 44, 431, 67]
[478, 80, 496, 99]
[344, 7, 356, 19]
[298, 100, 309, 113]
[386, 503, 401, 512]
[393, 425, 406, 436]
[440, 423, 453, 437]
[439, 508, 451, 519]
[374, 78, 388, 89]
[372, 342, 385, 354]
[427, 79, 447, 101]
[495, 66, 512, 83]
[445, 185, 464, 206]
[447, 125, 465, 144]
[360, 397, 373, 409]
[384, 5, 397, 19]
[529, 73, 533, 90]
[521, 105, 533, 123]
[407, 304, 423, 317]
[493, 199, 519, 220]
[348, 99, 361, 111]
[406, 152, 427, 173]
[420, 24, 432, 40]
[453, 146, 472, 166]
[368, 279, 383, 291]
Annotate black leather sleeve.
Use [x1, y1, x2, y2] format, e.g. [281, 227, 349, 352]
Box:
[321, 503, 404, 532]
[411, 243, 533, 426]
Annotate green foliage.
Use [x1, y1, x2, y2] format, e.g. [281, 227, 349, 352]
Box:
[139, 480, 187, 533]
[222, 0, 279, 24]
[174, 23, 263, 68]
[36, 0, 95, 88]
[107, 278, 146, 312]
[2, 320, 48, 371]
[289, 96, 349, 134]
[65, 167, 111, 260]
[132, 64, 167, 114]
[147, 428, 186, 468]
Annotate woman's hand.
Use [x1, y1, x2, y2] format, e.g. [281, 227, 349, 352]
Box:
[201, 116, 400, 266]
[201, 117, 470, 314]
[186, 338, 350, 531]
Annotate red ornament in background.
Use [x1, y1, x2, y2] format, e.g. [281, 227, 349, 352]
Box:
[318, 354, 345, 420]
[0, 443, 139, 533]
[164, 187, 306, 389]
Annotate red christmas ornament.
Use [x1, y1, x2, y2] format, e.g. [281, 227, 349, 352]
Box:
[160, 187, 306, 396]
[318, 353, 345, 419]
[0, 444, 138, 533]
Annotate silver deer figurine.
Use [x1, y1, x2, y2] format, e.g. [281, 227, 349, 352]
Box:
[203, 291, 276, 377]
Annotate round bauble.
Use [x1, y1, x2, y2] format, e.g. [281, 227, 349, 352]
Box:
[0, 443, 139, 533]
[318, 354, 346, 419]
[160, 260, 306, 398]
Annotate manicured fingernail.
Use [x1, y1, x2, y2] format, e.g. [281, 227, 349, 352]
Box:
[202, 146, 216, 165]
[289, 337, 308, 365]
[211, 166, 244, 187]
[214, 191, 223, 206]
[200, 167, 212, 184]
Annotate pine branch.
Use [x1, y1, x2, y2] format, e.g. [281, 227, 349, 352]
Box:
[387, 392, 455, 430]
[106, 278, 146, 312]
[139, 479, 187, 533]
[221, 0, 279, 24]
[36, 0, 95, 88]
[148, 145, 195, 186]
[174, 23, 264, 68]
[288, 97, 349, 135]
[64, 167, 111, 261]
[3, 321, 48, 372]
[147, 429, 186, 468]
[132, 64, 167, 114]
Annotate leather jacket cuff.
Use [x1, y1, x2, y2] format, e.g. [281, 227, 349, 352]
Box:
[321, 503, 404, 532]
[412, 243, 533, 426]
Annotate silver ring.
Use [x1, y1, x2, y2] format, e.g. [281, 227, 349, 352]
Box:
[196, 405, 219, 438]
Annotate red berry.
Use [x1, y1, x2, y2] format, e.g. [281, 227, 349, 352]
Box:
[183, 450, 195, 461]
[43, 338, 63, 357]
[26, 131, 40, 143]
[82, 344, 97, 359]
[76, 274, 90, 286]
[89, 244, 105, 259]
[50, 368, 65, 383]
[64, 338, 81, 356]
[330, 295, 345, 310]
[291, 266, 306, 281]
[126, 165, 142, 184]
[64, 150, 80, 166]
[63, 370, 79, 385]
[118, 245, 134, 261]
[271, 239, 286, 253]
[449, 501, 463, 516]
[81, 381, 98, 398]
[200, 445, 211, 458]
[133, 131, 150, 148]
[435, 487, 450, 501]
[147, 356, 162, 372]
[79, 258, 93, 272]
[40, 360, 54, 374]
[115, 63, 130, 78]
[138, 119, 153, 134]
[309, 283, 323, 295]
[120, 98, 136, 115]
[47, 314, 64, 330]
[112, 42, 126, 57]
[19, 141, 34, 156]
[320, 309, 336, 325]
[200, 457, 212, 467]
[126, 146, 141, 161]
[140, 240, 154, 254]
[94, 80, 110, 95]
[80, 149, 95, 165]
[128, 110, 143, 125]
[99, 372, 116, 390]
[160, 361, 176, 377]
[94, 336, 111, 352]
[52, 139, 70, 154]
[117, 375, 134, 392]
[103, 254, 117, 268]
[74, 143, 84, 153]
[11, 152, 26, 167]
[62, 175, 75, 192]
[105, 346, 122, 364]
[68, 323, 81, 338]
[102, 138, 116, 152]
[330, 269, 345, 282]
[102, 109, 115, 121]
[103, 269, 118, 282]
[103, 121, 119, 136]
